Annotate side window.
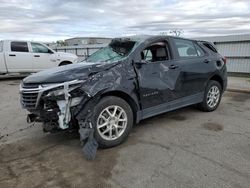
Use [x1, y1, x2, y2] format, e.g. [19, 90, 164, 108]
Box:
[173, 38, 198, 58]
[142, 49, 153, 61]
[202, 42, 218, 53]
[141, 41, 170, 62]
[194, 43, 205, 56]
[11, 42, 29, 52]
[31, 43, 50, 53]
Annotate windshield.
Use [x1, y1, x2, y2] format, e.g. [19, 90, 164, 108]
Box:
[84, 40, 136, 63]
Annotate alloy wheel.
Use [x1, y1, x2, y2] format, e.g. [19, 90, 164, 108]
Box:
[97, 105, 128, 141]
[206, 86, 220, 108]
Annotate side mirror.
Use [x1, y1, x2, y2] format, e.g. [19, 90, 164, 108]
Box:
[48, 50, 54, 54]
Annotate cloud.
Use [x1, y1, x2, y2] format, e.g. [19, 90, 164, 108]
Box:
[0, 0, 249, 41]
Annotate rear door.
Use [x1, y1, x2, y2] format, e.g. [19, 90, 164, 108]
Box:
[171, 38, 212, 96]
[5, 41, 33, 72]
[31, 42, 57, 71]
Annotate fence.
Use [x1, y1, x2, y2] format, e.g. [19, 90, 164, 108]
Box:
[53, 44, 105, 59]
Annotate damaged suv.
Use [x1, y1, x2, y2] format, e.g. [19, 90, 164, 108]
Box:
[20, 35, 227, 149]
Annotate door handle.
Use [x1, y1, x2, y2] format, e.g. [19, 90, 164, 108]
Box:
[203, 59, 211, 63]
[9, 54, 16, 57]
[169, 64, 179, 69]
[34, 55, 40, 57]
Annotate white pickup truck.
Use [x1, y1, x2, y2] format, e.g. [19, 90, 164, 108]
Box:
[0, 40, 78, 74]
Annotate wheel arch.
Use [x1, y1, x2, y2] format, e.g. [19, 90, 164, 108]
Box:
[209, 74, 224, 90]
[101, 90, 139, 124]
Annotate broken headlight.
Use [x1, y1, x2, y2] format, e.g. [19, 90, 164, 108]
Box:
[46, 87, 70, 97]
[42, 80, 85, 99]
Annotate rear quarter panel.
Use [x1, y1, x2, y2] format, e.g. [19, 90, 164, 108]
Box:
[0, 52, 8, 73]
[0, 41, 7, 73]
[200, 44, 228, 92]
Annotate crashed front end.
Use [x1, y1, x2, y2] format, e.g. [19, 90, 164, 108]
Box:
[20, 79, 87, 132]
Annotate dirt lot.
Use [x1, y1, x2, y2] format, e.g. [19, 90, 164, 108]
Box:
[0, 79, 250, 188]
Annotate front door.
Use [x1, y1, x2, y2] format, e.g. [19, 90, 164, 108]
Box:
[31, 42, 57, 71]
[134, 40, 182, 110]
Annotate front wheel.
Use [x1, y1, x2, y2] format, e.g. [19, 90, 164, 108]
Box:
[91, 96, 133, 148]
[197, 80, 222, 112]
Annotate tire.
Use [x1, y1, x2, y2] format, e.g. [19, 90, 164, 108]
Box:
[197, 80, 222, 112]
[91, 96, 133, 148]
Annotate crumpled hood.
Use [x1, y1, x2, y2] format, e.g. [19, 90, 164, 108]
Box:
[23, 62, 114, 84]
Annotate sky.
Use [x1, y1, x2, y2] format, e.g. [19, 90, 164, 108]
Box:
[0, 0, 250, 42]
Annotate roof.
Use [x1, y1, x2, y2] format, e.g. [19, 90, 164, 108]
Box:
[114, 35, 198, 43]
[113, 35, 171, 42]
[0, 40, 47, 44]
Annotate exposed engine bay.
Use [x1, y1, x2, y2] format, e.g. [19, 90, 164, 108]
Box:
[21, 79, 99, 159]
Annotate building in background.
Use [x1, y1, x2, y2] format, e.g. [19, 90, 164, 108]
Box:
[195, 34, 250, 74]
[54, 44, 107, 60]
[53, 37, 111, 60]
[65, 37, 111, 46]
[45, 42, 58, 48]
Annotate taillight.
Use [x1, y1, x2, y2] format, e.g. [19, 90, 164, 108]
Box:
[222, 57, 227, 64]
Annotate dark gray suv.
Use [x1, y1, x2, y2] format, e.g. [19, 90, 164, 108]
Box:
[20, 35, 227, 150]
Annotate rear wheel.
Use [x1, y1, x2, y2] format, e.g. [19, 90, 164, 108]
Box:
[91, 96, 133, 148]
[197, 80, 222, 112]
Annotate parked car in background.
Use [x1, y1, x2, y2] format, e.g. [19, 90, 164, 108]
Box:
[0, 40, 78, 74]
[20, 35, 227, 149]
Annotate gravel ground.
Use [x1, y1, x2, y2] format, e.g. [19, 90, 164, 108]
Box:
[0, 79, 250, 188]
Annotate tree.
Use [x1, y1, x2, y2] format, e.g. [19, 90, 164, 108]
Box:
[169, 29, 183, 37]
[56, 40, 67, 46]
[160, 29, 184, 37]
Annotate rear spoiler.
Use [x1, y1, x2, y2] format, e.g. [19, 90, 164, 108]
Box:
[197, 40, 218, 53]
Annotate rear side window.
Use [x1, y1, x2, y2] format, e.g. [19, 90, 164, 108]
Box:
[202, 42, 218, 53]
[11, 42, 29, 52]
[194, 43, 205, 56]
[173, 38, 198, 58]
[31, 42, 50, 53]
